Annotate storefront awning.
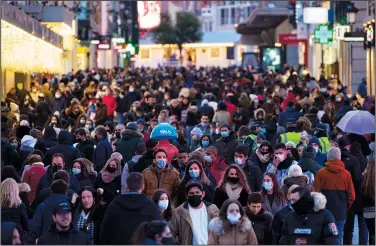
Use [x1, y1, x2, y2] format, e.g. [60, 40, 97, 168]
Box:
[236, 8, 289, 35]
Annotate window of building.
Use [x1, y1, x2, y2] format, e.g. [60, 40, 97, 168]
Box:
[209, 22, 212, 31]
[140, 49, 150, 59]
[231, 8, 236, 24]
[247, 6, 254, 17]
[210, 48, 220, 59]
[220, 8, 228, 25]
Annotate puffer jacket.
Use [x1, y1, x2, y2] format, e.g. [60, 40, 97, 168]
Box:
[281, 175, 315, 195]
[208, 216, 258, 245]
[141, 164, 181, 200]
[115, 129, 143, 162]
[170, 201, 219, 245]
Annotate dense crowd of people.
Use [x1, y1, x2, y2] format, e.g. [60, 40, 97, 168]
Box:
[1, 65, 375, 245]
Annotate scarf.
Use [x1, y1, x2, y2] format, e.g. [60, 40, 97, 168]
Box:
[101, 171, 118, 184]
[225, 182, 242, 200]
[255, 149, 271, 163]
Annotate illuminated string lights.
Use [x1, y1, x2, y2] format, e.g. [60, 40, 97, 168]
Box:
[1, 20, 64, 73]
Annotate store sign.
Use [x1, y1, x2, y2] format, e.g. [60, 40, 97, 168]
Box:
[138, 1, 161, 30]
[98, 42, 110, 50]
[112, 38, 125, 44]
[303, 7, 328, 24]
[314, 24, 333, 44]
[335, 25, 351, 40]
[344, 32, 365, 42]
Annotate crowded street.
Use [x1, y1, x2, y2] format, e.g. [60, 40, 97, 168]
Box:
[1, 0, 375, 245]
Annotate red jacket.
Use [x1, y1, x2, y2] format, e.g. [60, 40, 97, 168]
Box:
[142, 130, 151, 143]
[209, 155, 228, 185]
[157, 140, 178, 164]
[22, 164, 46, 204]
[102, 95, 117, 116]
[281, 92, 297, 111]
[224, 101, 236, 118]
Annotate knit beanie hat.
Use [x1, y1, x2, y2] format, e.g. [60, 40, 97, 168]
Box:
[288, 164, 303, 177]
[308, 136, 321, 147]
[327, 147, 341, 161]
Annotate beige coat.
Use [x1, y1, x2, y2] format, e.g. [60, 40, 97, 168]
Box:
[169, 202, 219, 245]
[208, 216, 258, 245]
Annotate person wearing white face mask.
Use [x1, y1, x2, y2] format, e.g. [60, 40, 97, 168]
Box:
[151, 189, 173, 222]
[208, 199, 258, 245]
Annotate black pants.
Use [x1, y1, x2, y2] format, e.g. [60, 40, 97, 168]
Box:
[344, 210, 368, 245]
[366, 218, 375, 245]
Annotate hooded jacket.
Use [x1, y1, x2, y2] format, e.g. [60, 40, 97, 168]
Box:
[99, 193, 161, 244]
[245, 207, 273, 244]
[27, 194, 71, 245]
[38, 223, 91, 245]
[43, 130, 82, 169]
[307, 136, 326, 166]
[115, 129, 144, 163]
[1, 222, 20, 245]
[37, 165, 80, 194]
[278, 106, 300, 129]
[38, 126, 57, 149]
[314, 160, 356, 221]
[299, 147, 322, 175]
[280, 192, 340, 245]
[208, 215, 258, 245]
[170, 201, 219, 245]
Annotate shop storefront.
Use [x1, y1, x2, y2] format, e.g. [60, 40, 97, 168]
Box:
[1, 2, 63, 96]
[363, 20, 375, 95]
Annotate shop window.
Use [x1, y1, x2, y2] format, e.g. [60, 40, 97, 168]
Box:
[210, 48, 220, 59]
[140, 49, 150, 59]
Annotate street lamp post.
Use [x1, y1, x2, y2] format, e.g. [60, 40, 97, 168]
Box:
[345, 2, 358, 91]
[346, 2, 358, 29]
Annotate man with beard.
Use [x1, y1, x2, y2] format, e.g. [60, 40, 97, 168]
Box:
[265, 143, 294, 185]
[38, 200, 90, 245]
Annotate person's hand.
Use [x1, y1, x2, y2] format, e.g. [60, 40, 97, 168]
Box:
[113, 111, 117, 117]
[71, 193, 79, 204]
[300, 136, 309, 143]
[272, 156, 281, 168]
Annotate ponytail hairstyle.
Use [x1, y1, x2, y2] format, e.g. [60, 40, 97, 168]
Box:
[131, 220, 167, 245]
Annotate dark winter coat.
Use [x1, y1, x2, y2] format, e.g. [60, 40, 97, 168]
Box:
[99, 193, 161, 244]
[214, 133, 238, 164]
[38, 223, 91, 245]
[92, 139, 112, 172]
[350, 143, 368, 173]
[76, 140, 95, 162]
[32, 187, 76, 211]
[43, 130, 82, 169]
[252, 152, 272, 174]
[279, 192, 340, 245]
[93, 173, 121, 204]
[37, 126, 57, 149]
[242, 159, 263, 192]
[75, 173, 96, 189]
[299, 148, 322, 175]
[124, 91, 141, 112]
[35, 101, 52, 128]
[348, 133, 372, 158]
[1, 203, 29, 232]
[115, 129, 144, 163]
[27, 194, 71, 245]
[36, 166, 80, 194]
[340, 148, 363, 214]
[134, 150, 154, 173]
[51, 97, 68, 114]
[278, 106, 300, 129]
[245, 207, 273, 245]
[15, 125, 31, 142]
[213, 187, 249, 209]
[281, 175, 315, 195]
[272, 205, 293, 245]
[1, 138, 22, 170]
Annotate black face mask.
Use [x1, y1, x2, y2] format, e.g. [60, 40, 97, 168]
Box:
[161, 237, 176, 245]
[115, 132, 121, 139]
[187, 195, 202, 207]
[52, 165, 62, 173]
[261, 151, 269, 155]
[106, 166, 117, 173]
[227, 177, 240, 184]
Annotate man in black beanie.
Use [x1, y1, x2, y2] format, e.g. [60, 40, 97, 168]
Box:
[279, 187, 340, 245]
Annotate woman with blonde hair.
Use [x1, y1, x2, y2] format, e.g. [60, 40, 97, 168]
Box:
[213, 164, 251, 209]
[1, 178, 29, 232]
[93, 157, 121, 204]
[362, 159, 375, 245]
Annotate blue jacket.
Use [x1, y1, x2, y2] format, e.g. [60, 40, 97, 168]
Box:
[92, 139, 112, 171]
[278, 107, 300, 129]
[315, 151, 326, 166]
[357, 81, 367, 98]
[27, 194, 70, 245]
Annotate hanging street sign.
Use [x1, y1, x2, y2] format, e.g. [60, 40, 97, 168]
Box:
[314, 24, 333, 44]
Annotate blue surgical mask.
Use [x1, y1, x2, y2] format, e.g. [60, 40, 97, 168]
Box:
[221, 131, 229, 137]
[189, 170, 200, 178]
[263, 181, 273, 191]
[157, 159, 167, 168]
[204, 155, 212, 163]
[210, 129, 214, 135]
[260, 128, 266, 135]
[201, 140, 209, 147]
[80, 119, 85, 124]
[158, 199, 169, 210]
[10, 143, 18, 150]
[201, 122, 209, 127]
[72, 168, 81, 175]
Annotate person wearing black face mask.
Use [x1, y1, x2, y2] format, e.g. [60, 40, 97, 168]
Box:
[75, 129, 95, 162]
[169, 179, 219, 245]
[213, 165, 251, 209]
[131, 221, 176, 245]
[280, 187, 340, 245]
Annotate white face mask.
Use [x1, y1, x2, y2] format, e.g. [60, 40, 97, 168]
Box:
[313, 146, 319, 153]
[234, 157, 244, 166]
[158, 199, 169, 210]
[227, 213, 241, 224]
[275, 154, 286, 162]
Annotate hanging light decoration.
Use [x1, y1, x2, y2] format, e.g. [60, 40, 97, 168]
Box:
[1, 20, 64, 74]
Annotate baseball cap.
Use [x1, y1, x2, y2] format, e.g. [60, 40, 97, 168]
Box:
[53, 201, 72, 214]
[185, 179, 203, 194]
